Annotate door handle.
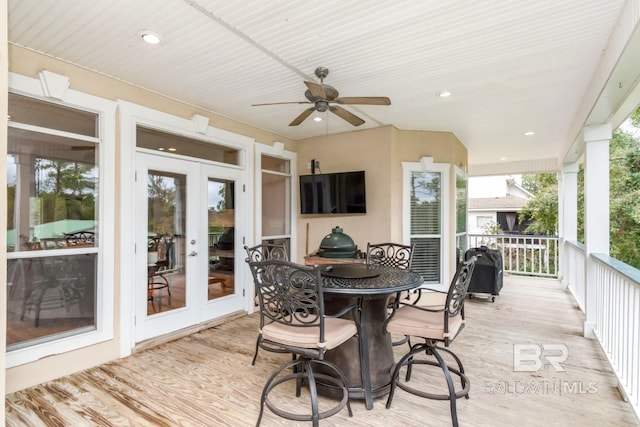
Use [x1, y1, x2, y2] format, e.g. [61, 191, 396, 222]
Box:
[188, 251, 198, 257]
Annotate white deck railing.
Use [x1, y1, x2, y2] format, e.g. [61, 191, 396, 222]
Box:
[592, 254, 640, 419]
[468, 234, 559, 278]
[564, 240, 586, 310]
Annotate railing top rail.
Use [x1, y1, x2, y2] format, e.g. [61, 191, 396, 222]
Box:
[592, 253, 640, 288]
[565, 240, 585, 251]
[468, 233, 558, 239]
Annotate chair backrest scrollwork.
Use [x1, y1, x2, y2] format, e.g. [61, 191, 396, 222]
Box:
[366, 242, 415, 270]
[246, 259, 328, 342]
[446, 256, 478, 318]
[244, 243, 289, 263]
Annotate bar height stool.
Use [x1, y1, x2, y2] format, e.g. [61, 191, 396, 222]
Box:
[246, 259, 358, 427]
[384, 256, 478, 427]
[244, 243, 290, 365]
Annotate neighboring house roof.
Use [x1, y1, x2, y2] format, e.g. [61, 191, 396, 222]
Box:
[469, 195, 530, 211]
[506, 178, 534, 199]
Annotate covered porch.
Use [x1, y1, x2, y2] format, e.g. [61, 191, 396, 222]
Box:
[5, 275, 638, 426]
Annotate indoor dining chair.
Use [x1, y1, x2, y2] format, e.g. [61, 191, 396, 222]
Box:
[384, 256, 478, 427]
[246, 259, 357, 426]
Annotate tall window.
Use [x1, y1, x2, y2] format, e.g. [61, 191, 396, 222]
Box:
[5, 80, 115, 367]
[404, 159, 450, 287]
[455, 169, 468, 263]
[6, 93, 99, 350]
[260, 154, 292, 254]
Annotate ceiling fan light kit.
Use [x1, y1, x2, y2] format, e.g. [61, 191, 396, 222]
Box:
[252, 67, 391, 127]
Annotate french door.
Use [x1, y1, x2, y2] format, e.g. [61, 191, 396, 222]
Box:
[135, 152, 245, 342]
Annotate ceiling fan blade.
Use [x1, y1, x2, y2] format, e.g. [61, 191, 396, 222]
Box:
[289, 107, 316, 126]
[304, 81, 327, 99]
[337, 96, 391, 105]
[329, 106, 365, 126]
[252, 101, 312, 106]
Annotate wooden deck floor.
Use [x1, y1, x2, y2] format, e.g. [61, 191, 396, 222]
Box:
[5, 276, 640, 426]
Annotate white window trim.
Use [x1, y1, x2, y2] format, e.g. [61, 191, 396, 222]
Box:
[253, 142, 297, 262]
[7, 72, 117, 367]
[402, 157, 450, 290]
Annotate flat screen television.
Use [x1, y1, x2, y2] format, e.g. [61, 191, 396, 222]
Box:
[299, 171, 366, 214]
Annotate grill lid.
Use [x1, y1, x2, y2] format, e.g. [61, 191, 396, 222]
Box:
[318, 226, 357, 258]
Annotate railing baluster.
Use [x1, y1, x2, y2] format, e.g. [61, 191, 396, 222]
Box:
[591, 254, 640, 419]
[467, 233, 559, 278]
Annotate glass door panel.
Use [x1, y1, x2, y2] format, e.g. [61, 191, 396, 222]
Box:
[136, 152, 246, 343]
[147, 170, 187, 315]
[207, 178, 235, 301]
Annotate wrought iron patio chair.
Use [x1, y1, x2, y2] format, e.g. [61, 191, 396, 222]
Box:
[384, 256, 478, 427]
[366, 242, 415, 345]
[244, 243, 290, 365]
[246, 259, 357, 426]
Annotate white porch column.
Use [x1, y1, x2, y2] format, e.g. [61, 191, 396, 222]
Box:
[559, 163, 579, 284]
[583, 124, 611, 338]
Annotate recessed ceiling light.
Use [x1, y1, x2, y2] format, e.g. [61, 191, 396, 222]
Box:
[437, 91, 452, 98]
[313, 116, 323, 122]
[500, 157, 508, 161]
[139, 30, 162, 45]
[158, 147, 165, 151]
[524, 131, 535, 136]
[168, 147, 177, 152]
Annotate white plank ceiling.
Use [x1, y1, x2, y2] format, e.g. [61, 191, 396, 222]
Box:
[7, 0, 638, 171]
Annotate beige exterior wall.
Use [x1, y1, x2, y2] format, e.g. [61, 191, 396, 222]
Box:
[295, 126, 394, 258]
[5, 45, 467, 393]
[295, 126, 467, 269]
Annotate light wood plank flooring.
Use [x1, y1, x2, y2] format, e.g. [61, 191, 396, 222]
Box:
[5, 276, 640, 426]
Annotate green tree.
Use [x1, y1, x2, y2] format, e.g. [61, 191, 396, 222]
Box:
[520, 114, 640, 268]
[519, 173, 558, 235]
[631, 108, 640, 127]
[609, 129, 640, 267]
[36, 159, 96, 223]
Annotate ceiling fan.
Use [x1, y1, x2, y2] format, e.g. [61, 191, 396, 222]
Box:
[252, 67, 391, 127]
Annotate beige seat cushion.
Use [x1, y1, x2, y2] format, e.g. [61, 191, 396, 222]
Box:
[262, 317, 357, 350]
[386, 305, 463, 341]
[413, 289, 448, 308]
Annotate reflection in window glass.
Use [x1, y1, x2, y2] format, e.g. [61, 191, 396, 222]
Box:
[8, 92, 98, 137]
[456, 175, 467, 233]
[208, 179, 235, 301]
[6, 96, 99, 350]
[410, 171, 441, 235]
[7, 253, 97, 350]
[262, 173, 290, 236]
[261, 155, 290, 173]
[455, 174, 468, 262]
[7, 129, 97, 252]
[137, 126, 239, 165]
[409, 171, 443, 284]
[147, 171, 187, 313]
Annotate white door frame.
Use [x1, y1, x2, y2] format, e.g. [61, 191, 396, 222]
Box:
[118, 101, 254, 356]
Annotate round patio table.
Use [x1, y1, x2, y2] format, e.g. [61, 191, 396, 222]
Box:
[318, 264, 423, 410]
